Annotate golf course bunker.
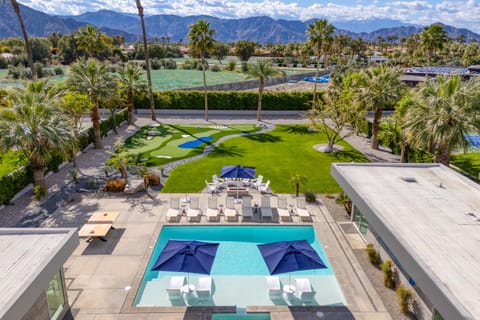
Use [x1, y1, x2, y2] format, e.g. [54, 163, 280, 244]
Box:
[178, 136, 214, 148]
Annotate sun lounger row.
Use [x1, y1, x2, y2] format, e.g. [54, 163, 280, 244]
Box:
[166, 196, 313, 222]
[167, 276, 212, 300]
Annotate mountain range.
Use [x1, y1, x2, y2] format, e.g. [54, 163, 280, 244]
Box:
[2, 2, 480, 44]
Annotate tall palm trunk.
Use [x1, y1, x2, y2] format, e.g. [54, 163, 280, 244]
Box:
[31, 157, 46, 187]
[136, 0, 156, 121]
[91, 97, 102, 148]
[10, 0, 35, 80]
[436, 144, 451, 166]
[201, 55, 208, 121]
[312, 53, 320, 109]
[257, 79, 264, 121]
[371, 106, 382, 149]
[127, 90, 135, 125]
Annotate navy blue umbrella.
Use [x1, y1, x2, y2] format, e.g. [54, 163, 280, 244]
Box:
[220, 165, 256, 179]
[257, 240, 327, 290]
[152, 240, 219, 289]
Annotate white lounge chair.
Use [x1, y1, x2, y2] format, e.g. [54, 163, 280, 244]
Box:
[212, 174, 226, 188]
[295, 278, 315, 302]
[277, 197, 291, 222]
[266, 276, 283, 298]
[196, 276, 212, 298]
[187, 196, 202, 222]
[206, 197, 219, 222]
[258, 180, 271, 194]
[167, 276, 185, 299]
[253, 175, 263, 189]
[260, 196, 273, 221]
[296, 197, 312, 222]
[224, 197, 238, 221]
[166, 197, 180, 222]
[241, 196, 254, 221]
[205, 180, 219, 194]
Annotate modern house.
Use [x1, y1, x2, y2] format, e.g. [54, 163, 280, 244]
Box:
[331, 163, 480, 320]
[0, 228, 78, 320]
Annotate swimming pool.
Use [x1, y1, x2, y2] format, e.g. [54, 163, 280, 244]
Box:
[134, 226, 346, 307]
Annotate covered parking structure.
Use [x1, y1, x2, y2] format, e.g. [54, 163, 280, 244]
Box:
[331, 163, 480, 320]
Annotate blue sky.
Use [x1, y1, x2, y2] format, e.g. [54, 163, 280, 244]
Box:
[19, 0, 480, 32]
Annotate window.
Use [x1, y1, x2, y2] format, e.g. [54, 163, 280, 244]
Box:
[46, 271, 66, 320]
[352, 206, 369, 236]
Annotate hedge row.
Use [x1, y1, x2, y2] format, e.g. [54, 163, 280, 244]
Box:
[134, 91, 314, 111]
[0, 109, 128, 205]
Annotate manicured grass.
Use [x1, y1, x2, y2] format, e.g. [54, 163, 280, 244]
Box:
[451, 152, 480, 179]
[124, 124, 259, 166]
[0, 150, 27, 178]
[162, 124, 368, 193]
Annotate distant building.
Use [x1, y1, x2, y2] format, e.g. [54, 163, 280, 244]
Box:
[332, 163, 480, 320]
[0, 228, 78, 320]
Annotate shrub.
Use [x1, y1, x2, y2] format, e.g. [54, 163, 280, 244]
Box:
[396, 284, 413, 314]
[0, 167, 33, 205]
[32, 185, 47, 201]
[197, 60, 208, 70]
[225, 60, 236, 71]
[380, 259, 397, 289]
[210, 64, 221, 72]
[336, 191, 352, 214]
[150, 58, 161, 70]
[34, 62, 44, 78]
[365, 243, 381, 266]
[304, 190, 316, 203]
[104, 179, 126, 192]
[147, 173, 161, 186]
[181, 59, 193, 70]
[164, 59, 177, 70]
[53, 66, 64, 75]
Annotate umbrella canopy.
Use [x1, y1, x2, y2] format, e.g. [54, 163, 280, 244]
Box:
[152, 240, 219, 274]
[257, 240, 327, 275]
[220, 165, 256, 179]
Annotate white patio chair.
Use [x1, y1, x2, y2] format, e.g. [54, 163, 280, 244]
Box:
[187, 196, 202, 222]
[241, 196, 254, 221]
[277, 197, 291, 222]
[260, 196, 273, 221]
[253, 175, 264, 189]
[196, 276, 212, 299]
[296, 197, 312, 222]
[212, 174, 226, 188]
[224, 197, 238, 221]
[266, 276, 283, 299]
[205, 180, 219, 194]
[167, 276, 185, 300]
[258, 180, 270, 194]
[206, 197, 219, 222]
[295, 278, 315, 302]
[166, 197, 180, 222]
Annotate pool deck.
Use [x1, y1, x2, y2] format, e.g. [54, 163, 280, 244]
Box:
[43, 192, 393, 320]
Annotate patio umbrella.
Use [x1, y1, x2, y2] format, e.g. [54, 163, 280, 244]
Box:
[152, 240, 219, 290]
[220, 165, 256, 201]
[257, 240, 327, 292]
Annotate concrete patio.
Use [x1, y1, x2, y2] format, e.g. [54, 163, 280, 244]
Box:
[40, 192, 393, 320]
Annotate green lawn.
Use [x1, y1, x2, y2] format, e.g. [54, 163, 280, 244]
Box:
[162, 125, 368, 194]
[451, 152, 480, 179]
[0, 150, 27, 178]
[125, 124, 260, 166]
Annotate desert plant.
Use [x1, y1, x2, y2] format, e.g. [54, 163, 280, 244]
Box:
[226, 60, 236, 71]
[396, 284, 414, 314]
[291, 174, 308, 197]
[104, 178, 126, 192]
[336, 191, 352, 215]
[380, 259, 397, 289]
[32, 185, 47, 201]
[69, 168, 78, 184]
[304, 190, 317, 203]
[365, 243, 381, 266]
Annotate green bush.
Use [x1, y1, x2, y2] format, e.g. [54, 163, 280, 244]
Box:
[53, 66, 64, 75]
[396, 284, 413, 314]
[163, 58, 177, 70]
[226, 60, 236, 71]
[365, 243, 381, 266]
[150, 58, 161, 70]
[211, 64, 221, 72]
[32, 185, 47, 201]
[304, 190, 316, 202]
[0, 166, 33, 205]
[380, 259, 397, 289]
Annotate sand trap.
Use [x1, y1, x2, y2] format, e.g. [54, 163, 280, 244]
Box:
[149, 123, 161, 127]
[181, 134, 190, 138]
[156, 155, 172, 158]
[313, 144, 344, 153]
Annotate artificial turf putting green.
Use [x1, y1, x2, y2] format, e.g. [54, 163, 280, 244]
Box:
[124, 124, 260, 166]
[161, 124, 369, 194]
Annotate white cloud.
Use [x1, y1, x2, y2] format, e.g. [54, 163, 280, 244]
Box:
[16, 0, 480, 33]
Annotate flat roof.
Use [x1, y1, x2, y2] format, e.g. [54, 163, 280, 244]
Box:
[0, 228, 78, 320]
[331, 163, 480, 320]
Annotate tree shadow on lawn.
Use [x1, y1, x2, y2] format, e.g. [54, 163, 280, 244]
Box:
[332, 149, 368, 162]
[208, 145, 246, 158]
[280, 125, 314, 135]
[244, 133, 282, 143]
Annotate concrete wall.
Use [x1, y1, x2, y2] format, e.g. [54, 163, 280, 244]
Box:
[182, 71, 322, 91]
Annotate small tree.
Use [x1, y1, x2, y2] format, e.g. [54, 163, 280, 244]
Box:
[336, 191, 352, 214]
[291, 174, 308, 197]
[105, 138, 132, 182]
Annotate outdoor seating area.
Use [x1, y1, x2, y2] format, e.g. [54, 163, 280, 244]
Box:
[78, 211, 119, 242]
[165, 195, 313, 223]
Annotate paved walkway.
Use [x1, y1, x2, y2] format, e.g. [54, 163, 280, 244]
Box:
[0, 112, 399, 227]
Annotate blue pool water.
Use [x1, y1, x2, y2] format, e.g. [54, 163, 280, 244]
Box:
[134, 226, 346, 307]
[178, 136, 213, 148]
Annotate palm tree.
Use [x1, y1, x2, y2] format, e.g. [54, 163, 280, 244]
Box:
[403, 75, 480, 165]
[135, 0, 157, 121]
[306, 19, 335, 108]
[76, 25, 107, 58]
[291, 174, 308, 197]
[245, 59, 284, 121]
[0, 80, 74, 188]
[4, 0, 35, 79]
[421, 24, 448, 74]
[355, 65, 402, 150]
[189, 20, 216, 121]
[117, 63, 146, 125]
[67, 58, 116, 149]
